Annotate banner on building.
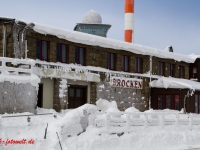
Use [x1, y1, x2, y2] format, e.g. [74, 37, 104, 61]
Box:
[109, 77, 143, 89]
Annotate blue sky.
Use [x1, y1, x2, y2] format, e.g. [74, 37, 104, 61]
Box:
[0, 0, 199, 55]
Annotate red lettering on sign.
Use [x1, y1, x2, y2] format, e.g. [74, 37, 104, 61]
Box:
[126, 80, 130, 87]
[117, 79, 121, 86]
[113, 79, 116, 86]
[138, 82, 142, 88]
[121, 80, 125, 87]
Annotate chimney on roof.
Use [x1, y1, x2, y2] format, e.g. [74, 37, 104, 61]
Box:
[165, 46, 173, 52]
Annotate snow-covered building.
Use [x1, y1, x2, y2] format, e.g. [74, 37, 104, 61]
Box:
[0, 14, 200, 114]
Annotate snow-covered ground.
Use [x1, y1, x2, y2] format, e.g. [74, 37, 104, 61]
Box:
[1, 103, 200, 150]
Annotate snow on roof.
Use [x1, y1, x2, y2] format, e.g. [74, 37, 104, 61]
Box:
[0, 16, 200, 63]
[150, 77, 200, 91]
[32, 23, 200, 63]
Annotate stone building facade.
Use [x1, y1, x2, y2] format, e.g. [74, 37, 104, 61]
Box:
[0, 17, 198, 113]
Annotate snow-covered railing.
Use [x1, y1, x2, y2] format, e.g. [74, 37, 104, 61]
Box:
[94, 112, 200, 130]
[0, 57, 33, 75]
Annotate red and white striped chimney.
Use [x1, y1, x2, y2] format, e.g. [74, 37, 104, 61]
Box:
[124, 0, 134, 43]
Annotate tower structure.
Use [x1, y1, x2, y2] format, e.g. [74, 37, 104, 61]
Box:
[124, 0, 134, 43]
[74, 10, 111, 37]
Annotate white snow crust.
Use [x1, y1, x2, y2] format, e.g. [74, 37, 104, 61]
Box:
[150, 77, 200, 91]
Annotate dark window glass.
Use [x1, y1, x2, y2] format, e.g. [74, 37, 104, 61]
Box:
[166, 95, 171, 109]
[175, 95, 179, 110]
[56, 43, 67, 63]
[169, 64, 175, 77]
[69, 88, 74, 97]
[36, 40, 48, 61]
[158, 95, 163, 109]
[179, 66, 184, 78]
[158, 62, 164, 76]
[193, 67, 197, 78]
[135, 57, 142, 73]
[107, 53, 115, 70]
[121, 55, 129, 72]
[76, 89, 83, 97]
[75, 47, 85, 65]
[195, 95, 198, 113]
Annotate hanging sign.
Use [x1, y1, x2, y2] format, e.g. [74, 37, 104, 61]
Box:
[110, 77, 143, 89]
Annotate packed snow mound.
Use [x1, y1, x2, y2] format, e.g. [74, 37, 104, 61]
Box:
[61, 104, 97, 137]
[105, 107, 121, 118]
[76, 104, 97, 114]
[125, 106, 140, 113]
[96, 99, 117, 112]
[36, 107, 57, 114]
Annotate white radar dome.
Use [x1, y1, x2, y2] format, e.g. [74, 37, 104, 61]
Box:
[82, 10, 102, 24]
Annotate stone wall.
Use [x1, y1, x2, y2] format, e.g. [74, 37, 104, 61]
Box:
[95, 73, 149, 112]
[0, 81, 38, 114]
[0, 22, 14, 57]
[152, 56, 189, 79]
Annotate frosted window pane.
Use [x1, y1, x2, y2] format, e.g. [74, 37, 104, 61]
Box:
[175, 95, 179, 110]
[62, 45, 66, 62]
[69, 89, 74, 97]
[75, 47, 79, 63]
[42, 41, 47, 60]
[80, 48, 84, 65]
[76, 89, 82, 97]
[125, 56, 128, 71]
[111, 54, 114, 69]
[166, 95, 171, 109]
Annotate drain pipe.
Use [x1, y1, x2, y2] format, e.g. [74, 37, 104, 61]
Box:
[2, 24, 6, 57]
[183, 89, 193, 114]
[4, 21, 18, 57]
[18, 23, 35, 58]
[148, 56, 152, 109]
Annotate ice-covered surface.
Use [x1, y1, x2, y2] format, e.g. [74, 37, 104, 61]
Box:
[1, 16, 199, 63]
[150, 77, 200, 91]
[0, 74, 40, 89]
[96, 99, 118, 112]
[1, 106, 200, 150]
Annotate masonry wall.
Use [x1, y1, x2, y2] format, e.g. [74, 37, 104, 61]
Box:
[0, 81, 38, 114]
[152, 56, 189, 79]
[0, 21, 14, 58]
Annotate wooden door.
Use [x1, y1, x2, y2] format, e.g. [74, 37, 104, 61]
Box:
[68, 85, 87, 109]
[37, 83, 43, 108]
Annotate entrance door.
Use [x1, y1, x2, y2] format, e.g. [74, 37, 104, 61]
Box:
[37, 83, 43, 108]
[68, 85, 87, 108]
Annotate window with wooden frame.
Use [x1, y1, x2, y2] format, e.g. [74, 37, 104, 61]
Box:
[158, 61, 164, 76]
[193, 67, 197, 78]
[179, 65, 185, 78]
[135, 57, 143, 73]
[157, 94, 180, 110]
[121, 55, 129, 72]
[169, 64, 175, 77]
[75, 47, 85, 65]
[56, 43, 68, 63]
[107, 52, 115, 70]
[158, 95, 163, 109]
[194, 95, 199, 114]
[174, 95, 180, 110]
[36, 40, 49, 61]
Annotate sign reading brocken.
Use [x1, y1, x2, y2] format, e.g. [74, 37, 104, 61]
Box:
[110, 77, 143, 89]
